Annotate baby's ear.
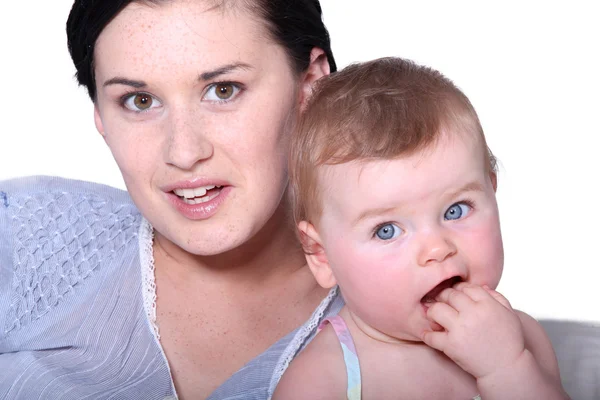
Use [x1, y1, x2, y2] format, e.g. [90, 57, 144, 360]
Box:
[297, 221, 337, 289]
[490, 171, 498, 192]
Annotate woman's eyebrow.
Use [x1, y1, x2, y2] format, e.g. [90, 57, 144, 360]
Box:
[102, 63, 254, 88]
[103, 78, 147, 88]
[199, 62, 253, 81]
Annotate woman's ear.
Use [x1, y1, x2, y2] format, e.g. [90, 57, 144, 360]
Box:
[297, 220, 337, 289]
[298, 47, 331, 109]
[94, 104, 106, 139]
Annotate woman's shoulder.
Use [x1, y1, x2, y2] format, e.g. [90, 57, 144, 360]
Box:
[0, 175, 144, 343]
[0, 175, 134, 205]
[0, 175, 142, 269]
[0, 175, 140, 242]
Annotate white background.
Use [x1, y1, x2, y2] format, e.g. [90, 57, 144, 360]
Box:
[0, 1, 598, 323]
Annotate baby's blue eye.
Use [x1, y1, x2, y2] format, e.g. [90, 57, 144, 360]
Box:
[375, 223, 401, 240]
[444, 203, 472, 221]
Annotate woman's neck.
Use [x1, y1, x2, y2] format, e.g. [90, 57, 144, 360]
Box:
[153, 204, 308, 289]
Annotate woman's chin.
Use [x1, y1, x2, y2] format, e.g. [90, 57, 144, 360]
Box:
[155, 228, 246, 258]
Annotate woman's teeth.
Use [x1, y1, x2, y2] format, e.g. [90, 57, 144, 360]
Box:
[173, 185, 222, 204]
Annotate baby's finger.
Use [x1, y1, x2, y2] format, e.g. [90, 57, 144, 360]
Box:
[453, 282, 491, 302]
[451, 281, 479, 291]
[421, 330, 448, 353]
[484, 287, 513, 310]
[425, 301, 458, 330]
[435, 287, 474, 311]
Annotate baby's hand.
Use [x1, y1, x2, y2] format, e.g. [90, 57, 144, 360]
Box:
[421, 282, 526, 380]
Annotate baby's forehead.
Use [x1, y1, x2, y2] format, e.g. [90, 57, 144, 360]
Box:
[316, 132, 488, 202]
[319, 127, 482, 173]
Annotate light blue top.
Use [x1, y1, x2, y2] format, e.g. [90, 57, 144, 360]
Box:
[0, 176, 343, 400]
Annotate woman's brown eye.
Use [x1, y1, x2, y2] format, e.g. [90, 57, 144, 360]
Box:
[215, 84, 235, 100]
[123, 92, 162, 112]
[203, 83, 240, 102]
[134, 94, 152, 110]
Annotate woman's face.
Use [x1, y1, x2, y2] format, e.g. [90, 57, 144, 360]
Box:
[93, 1, 322, 255]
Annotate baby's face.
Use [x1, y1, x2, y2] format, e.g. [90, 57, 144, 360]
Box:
[315, 131, 503, 342]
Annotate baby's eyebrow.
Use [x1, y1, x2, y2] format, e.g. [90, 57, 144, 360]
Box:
[351, 181, 485, 226]
[352, 206, 398, 227]
[445, 181, 485, 199]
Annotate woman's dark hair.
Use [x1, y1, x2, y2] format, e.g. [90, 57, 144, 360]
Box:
[66, 0, 337, 100]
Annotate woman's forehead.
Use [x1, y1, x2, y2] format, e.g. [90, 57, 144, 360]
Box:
[93, 1, 276, 79]
[98, 0, 269, 48]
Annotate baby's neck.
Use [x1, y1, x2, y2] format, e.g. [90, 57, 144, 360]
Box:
[340, 307, 421, 345]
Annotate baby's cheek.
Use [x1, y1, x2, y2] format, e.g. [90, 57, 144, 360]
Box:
[463, 220, 504, 287]
[339, 251, 414, 318]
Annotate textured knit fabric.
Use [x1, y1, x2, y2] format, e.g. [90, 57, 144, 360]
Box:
[0, 176, 344, 400]
[318, 316, 362, 400]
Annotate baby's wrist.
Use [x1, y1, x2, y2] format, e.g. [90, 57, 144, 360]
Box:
[476, 347, 529, 381]
[476, 349, 562, 399]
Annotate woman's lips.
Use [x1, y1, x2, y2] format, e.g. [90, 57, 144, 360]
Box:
[173, 185, 223, 204]
[161, 178, 231, 193]
[167, 185, 232, 220]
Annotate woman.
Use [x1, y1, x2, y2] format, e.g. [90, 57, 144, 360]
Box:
[0, 0, 343, 398]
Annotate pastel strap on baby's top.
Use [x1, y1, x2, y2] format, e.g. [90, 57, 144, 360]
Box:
[318, 315, 482, 400]
[318, 315, 362, 400]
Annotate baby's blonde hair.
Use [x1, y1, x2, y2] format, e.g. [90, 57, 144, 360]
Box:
[289, 57, 496, 228]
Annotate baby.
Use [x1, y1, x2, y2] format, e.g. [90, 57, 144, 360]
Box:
[273, 57, 568, 399]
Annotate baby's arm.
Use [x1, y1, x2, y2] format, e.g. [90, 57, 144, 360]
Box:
[272, 325, 347, 400]
[422, 283, 569, 399]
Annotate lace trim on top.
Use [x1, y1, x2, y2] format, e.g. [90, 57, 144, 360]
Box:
[138, 218, 338, 398]
[139, 218, 159, 339]
[268, 285, 339, 396]
[138, 219, 180, 398]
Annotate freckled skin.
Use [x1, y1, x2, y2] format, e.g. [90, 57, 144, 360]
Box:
[91, 2, 331, 399]
[94, 2, 298, 257]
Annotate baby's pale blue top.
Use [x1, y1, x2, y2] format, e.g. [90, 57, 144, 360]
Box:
[0, 176, 343, 400]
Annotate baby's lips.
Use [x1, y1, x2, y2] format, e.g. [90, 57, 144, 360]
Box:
[422, 303, 444, 331]
[422, 300, 434, 309]
[429, 320, 444, 332]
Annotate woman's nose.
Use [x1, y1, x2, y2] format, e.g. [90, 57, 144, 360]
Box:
[164, 110, 214, 170]
[416, 228, 457, 267]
